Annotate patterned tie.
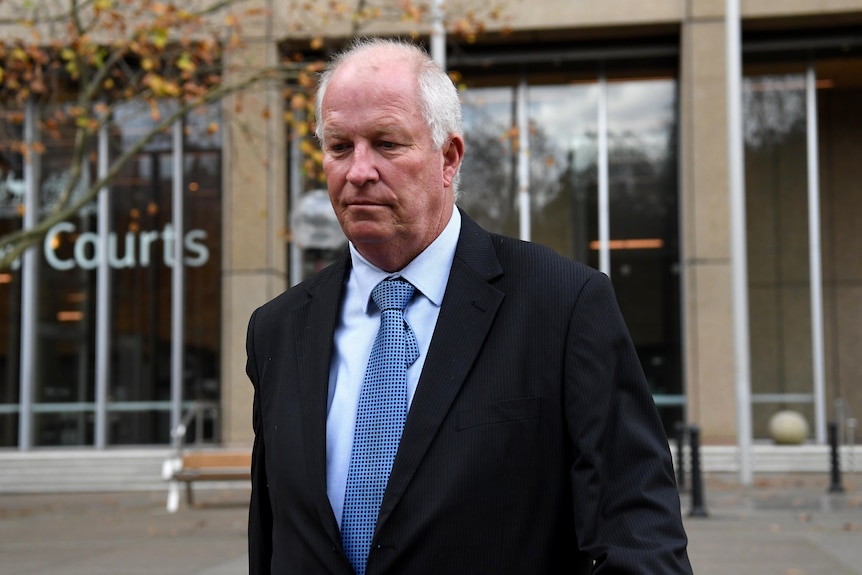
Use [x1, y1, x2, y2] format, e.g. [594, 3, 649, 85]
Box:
[341, 278, 418, 574]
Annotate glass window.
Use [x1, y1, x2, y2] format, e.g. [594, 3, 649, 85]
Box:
[459, 86, 517, 236]
[743, 69, 813, 438]
[103, 102, 222, 445]
[455, 54, 682, 434]
[604, 79, 681, 419]
[743, 47, 862, 440]
[0, 106, 24, 447]
[9, 100, 225, 447]
[34, 102, 98, 446]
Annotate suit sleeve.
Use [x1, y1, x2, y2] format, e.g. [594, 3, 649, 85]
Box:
[247, 309, 274, 575]
[564, 272, 692, 574]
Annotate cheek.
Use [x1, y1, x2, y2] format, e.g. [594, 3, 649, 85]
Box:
[322, 157, 343, 182]
[328, 189, 344, 216]
[324, 164, 345, 200]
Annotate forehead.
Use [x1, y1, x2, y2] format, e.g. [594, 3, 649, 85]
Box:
[321, 58, 426, 136]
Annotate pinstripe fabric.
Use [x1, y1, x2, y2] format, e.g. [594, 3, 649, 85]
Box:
[247, 210, 692, 575]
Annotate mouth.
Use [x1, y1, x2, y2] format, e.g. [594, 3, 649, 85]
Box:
[345, 200, 389, 210]
[345, 196, 385, 205]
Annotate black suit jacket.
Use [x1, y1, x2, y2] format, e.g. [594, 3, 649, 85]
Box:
[247, 210, 692, 574]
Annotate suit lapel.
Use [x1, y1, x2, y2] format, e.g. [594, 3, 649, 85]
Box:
[376, 212, 504, 530]
[291, 252, 351, 544]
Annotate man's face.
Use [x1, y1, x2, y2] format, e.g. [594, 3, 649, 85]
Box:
[319, 55, 463, 272]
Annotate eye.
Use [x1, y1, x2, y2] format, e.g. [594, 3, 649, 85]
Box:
[378, 141, 398, 151]
[327, 142, 351, 154]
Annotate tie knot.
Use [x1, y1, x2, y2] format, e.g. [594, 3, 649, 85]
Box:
[372, 278, 414, 313]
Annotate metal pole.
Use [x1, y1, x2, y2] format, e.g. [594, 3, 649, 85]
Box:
[289, 112, 304, 287]
[675, 421, 687, 491]
[431, 0, 446, 70]
[170, 119, 185, 442]
[726, 0, 753, 486]
[517, 77, 530, 242]
[597, 74, 610, 277]
[828, 421, 844, 493]
[95, 121, 111, 449]
[688, 425, 709, 517]
[806, 62, 826, 445]
[18, 100, 39, 450]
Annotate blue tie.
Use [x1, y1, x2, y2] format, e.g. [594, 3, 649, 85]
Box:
[342, 278, 418, 574]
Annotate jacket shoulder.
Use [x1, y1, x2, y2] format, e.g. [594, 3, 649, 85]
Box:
[488, 231, 601, 286]
[251, 252, 349, 323]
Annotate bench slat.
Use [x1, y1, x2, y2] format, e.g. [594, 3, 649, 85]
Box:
[181, 452, 251, 469]
[174, 470, 250, 481]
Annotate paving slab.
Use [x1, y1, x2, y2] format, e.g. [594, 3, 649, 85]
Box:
[0, 472, 859, 574]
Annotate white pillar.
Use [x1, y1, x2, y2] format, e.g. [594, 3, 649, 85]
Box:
[597, 74, 610, 278]
[517, 78, 530, 242]
[170, 118, 185, 443]
[806, 62, 826, 444]
[95, 121, 111, 448]
[431, 0, 446, 70]
[726, 0, 753, 485]
[18, 100, 39, 450]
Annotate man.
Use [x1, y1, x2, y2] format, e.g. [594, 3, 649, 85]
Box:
[247, 38, 693, 574]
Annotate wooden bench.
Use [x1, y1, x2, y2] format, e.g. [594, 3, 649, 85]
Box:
[164, 451, 251, 511]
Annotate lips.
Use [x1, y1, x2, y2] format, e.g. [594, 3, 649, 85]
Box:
[344, 198, 391, 210]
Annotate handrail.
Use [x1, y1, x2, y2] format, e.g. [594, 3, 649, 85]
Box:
[170, 400, 220, 452]
[835, 398, 857, 473]
[164, 400, 220, 512]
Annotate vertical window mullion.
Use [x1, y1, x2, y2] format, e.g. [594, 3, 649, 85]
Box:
[597, 73, 610, 277]
[95, 118, 111, 448]
[18, 100, 39, 450]
[806, 61, 826, 444]
[517, 76, 530, 242]
[170, 117, 185, 443]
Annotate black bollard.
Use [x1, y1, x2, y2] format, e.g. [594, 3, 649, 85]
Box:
[674, 421, 687, 491]
[688, 424, 708, 517]
[828, 421, 845, 493]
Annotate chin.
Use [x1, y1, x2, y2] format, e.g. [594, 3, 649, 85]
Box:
[343, 224, 395, 246]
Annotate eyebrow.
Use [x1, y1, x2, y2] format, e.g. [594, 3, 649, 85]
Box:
[324, 123, 411, 142]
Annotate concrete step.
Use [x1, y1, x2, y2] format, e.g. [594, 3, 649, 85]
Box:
[0, 449, 171, 493]
[673, 444, 861, 475]
[0, 444, 858, 494]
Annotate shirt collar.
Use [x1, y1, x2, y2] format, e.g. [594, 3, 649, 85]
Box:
[349, 208, 461, 314]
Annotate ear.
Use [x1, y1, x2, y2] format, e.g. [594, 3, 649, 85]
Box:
[441, 134, 465, 188]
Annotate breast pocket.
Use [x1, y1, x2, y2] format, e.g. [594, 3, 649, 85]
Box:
[456, 397, 541, 431]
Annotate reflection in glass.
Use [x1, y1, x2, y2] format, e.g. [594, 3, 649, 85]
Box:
[35, 103, 98, 446]
[0, 107, 23, 446]
[458, 73, 682, 434]
[525, 83, 598, 264]
[106, 102, 222, 445]
[459, 87, 517, 236]
[743, 73, 815, 437]
[605, 80, 680, 395]
[8, 100, 225, 447]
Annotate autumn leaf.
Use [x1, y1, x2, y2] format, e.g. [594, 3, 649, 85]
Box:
[149, 28, 168, 50]
[176, 53, 195, 72]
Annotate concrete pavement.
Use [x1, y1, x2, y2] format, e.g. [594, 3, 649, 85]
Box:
[0, 472, 859, 574]
[682, 473, 861, 575]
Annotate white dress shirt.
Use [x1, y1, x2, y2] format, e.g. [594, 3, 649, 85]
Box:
[325, 208, 461, 527]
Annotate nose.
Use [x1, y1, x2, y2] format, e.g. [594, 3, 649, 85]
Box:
[346, 142, 379, 186]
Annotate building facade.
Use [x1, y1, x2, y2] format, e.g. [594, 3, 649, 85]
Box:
[1, 0, 860, 455]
